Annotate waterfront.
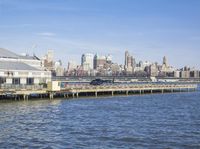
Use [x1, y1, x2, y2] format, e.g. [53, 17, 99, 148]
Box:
[0, 88, 200, 148]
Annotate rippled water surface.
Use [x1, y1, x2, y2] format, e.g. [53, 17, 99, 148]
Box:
[0, 89, 200, 149]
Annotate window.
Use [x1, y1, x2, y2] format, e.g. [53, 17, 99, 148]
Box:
[12, 78, 20, 85]
[27, 78, 34, 85]
[0, 77, 6, 84]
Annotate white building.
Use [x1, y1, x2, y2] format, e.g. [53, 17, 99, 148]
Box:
[55, 60, 64, 76]
[81, 53, 94, 71]
[0, 48, 43, 70]
[0, 48, 51, 85]
[67, 60, 77, 71]
[106, 54, 112, 63]
[160, 56, 175, 73]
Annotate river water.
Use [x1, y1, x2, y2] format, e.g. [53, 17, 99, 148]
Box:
[0, 89, 200, 148]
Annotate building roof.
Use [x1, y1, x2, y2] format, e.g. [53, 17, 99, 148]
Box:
[0, 61, 41, 71]
[0, 48, 40, 60]
[0, 48, 19, 58]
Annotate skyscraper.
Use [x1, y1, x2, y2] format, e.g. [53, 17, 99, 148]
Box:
[67, 60, 77, 71]
[47, 50, 53, 63]
[124, 50, 135, 73]
[163, 56, 167, 66]
[42, 50, 54, 71]
[81, 53, 94, 71]
[93, 54, 107, 70]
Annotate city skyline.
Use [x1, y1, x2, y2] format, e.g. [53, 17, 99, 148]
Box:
[0, 0, 200, 69]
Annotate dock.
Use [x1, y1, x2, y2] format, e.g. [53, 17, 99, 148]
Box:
[0, 83, 198, 100]
[54, 83, 198, 99]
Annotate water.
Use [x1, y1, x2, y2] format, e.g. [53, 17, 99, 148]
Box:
[0, 90, 200, 148]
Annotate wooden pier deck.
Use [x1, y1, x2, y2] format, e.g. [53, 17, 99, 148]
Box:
[0, 83, 198, 100]
[52, 83, 198, 99]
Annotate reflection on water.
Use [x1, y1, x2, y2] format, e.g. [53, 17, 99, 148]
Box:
[0, 91, 200, 148]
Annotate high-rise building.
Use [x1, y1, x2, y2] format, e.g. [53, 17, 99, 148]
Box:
[190, 70, 199, 78]
[124, 50, 135, 73]
[93, 54, 107, 70]
[54, 60, 64, 76]
[180, 71, 190, 78]
[160, 56, 175, 75]
[106, 54, 112, 64]
[67, 61, 77, 71]
[81, 53, 94, 71]
[163, 56, 167, 66]
[173, 70, 180, 78]
[149, 63, 159, 77]
[47, 50, 53, 63]
[42, 50, 54, 71]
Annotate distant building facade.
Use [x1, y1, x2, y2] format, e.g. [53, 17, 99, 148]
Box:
[54, 60, 65, 76]
[81, 53, 94, 71]
[42, 50, 54, 71]
[124, 50, 135, 74]
[93, 54, 107, 70]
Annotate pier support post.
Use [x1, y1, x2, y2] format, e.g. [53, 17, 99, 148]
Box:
[49, 93, 54, 100]
[111, 91, 114, 96]
[126, 91, 128, 96]
[23, 94, 26, 100]
[95, 92, 97, 97]
[139, 90, 141, 95]
[64, 93, 69, 98]
[161, 89, 164, 94]
[76, 92, 79, 98]
[23, 94, 29, 100]
[72, 93, 74, 98]
[151, 90, 153, 94]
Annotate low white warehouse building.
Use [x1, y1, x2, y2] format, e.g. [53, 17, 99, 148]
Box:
[0, 48, 51, 86]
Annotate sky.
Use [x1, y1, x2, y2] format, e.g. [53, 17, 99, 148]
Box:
[0, 0, 200, 69]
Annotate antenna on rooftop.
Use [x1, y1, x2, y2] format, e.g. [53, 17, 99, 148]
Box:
[31, 44, 37, 56]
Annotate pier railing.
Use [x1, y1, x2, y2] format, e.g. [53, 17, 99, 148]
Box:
[0, 84, 44, 91]
[60, 83, 198, 91]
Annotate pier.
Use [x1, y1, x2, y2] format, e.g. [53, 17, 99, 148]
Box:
[55, 83, 198, 99]
[0, 83, 198, 100]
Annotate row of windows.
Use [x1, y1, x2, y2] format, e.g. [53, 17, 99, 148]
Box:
[0, 77, 34, 85]
[1, 71, 50, 77]
[12, 78, 34, 85]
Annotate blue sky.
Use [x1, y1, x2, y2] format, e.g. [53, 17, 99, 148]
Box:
[0, 0, 200, 68]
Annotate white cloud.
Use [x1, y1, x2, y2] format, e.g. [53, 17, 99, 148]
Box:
[36, 32, 56, 37]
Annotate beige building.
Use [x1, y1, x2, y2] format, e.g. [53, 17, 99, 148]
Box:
[124, 50, 135, 74]
[93, 54, 107, 69]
